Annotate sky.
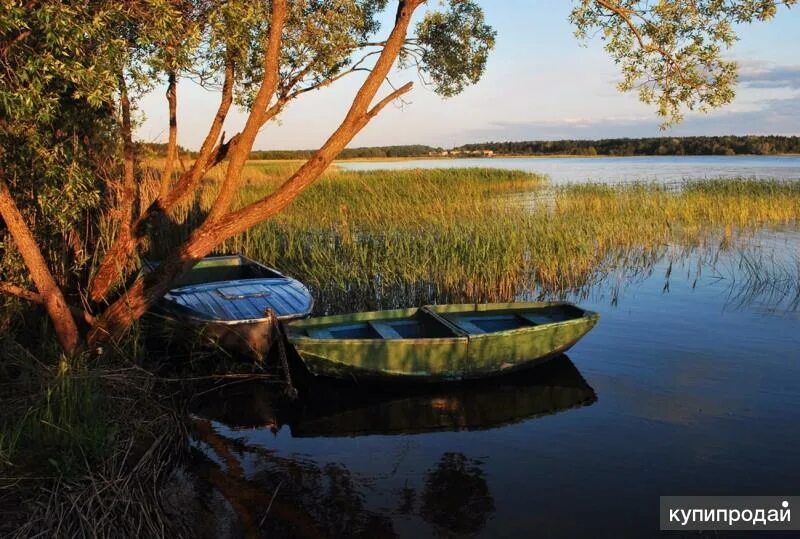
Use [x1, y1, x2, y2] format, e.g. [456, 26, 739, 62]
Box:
[135, 1, 800, 150]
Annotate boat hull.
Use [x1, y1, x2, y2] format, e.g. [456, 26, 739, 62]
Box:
[147, 255, 313, 361]
[173, 318, 277, 361]
[288, 303, 599, 382]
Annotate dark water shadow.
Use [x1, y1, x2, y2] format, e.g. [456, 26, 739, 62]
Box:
[192, 354, 596, 436]
[187, 356, 596, 538]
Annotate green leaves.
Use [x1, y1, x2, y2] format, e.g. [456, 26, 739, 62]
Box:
[570, 0, 797, 127]
[415, 0, 496, 97]
[231, 0, 392, 109]
[0, 1, 128, 281]
[1, 1, 128, 123]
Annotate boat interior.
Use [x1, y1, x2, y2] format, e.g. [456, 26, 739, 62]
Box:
[299, 304, 585, 340]
[148, 256, 285, 288]
[435, 305, 582, 334]
[305, 309, 459, 340]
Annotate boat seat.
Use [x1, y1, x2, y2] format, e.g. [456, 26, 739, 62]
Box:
[368, 321, 403, 339]
[518, 313, 543, 325]
[519, 312, 565, 325]
[445, 313, 536, 334]
[307, 328, 334, 339]
[443, 315, 487, 334]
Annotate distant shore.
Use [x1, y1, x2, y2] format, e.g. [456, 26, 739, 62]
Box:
[328, 153, 800, 163]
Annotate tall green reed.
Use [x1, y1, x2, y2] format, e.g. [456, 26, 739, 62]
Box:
[145, 162, 800, 313]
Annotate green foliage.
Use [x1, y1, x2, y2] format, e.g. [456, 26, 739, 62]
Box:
[0, 1, 129, 284]
[415, 0, 496, 97]
[229, 0, 495, 107]
[0, 2, 129, 122]
[570, 0, 798, 126]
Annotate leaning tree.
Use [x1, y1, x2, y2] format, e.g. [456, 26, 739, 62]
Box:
[0, 0, 795, 355]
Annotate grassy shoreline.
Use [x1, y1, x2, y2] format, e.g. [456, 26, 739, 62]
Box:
[166, 163, 800, 313]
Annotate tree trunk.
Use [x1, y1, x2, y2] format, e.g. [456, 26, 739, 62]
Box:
[88, 0, 423, 349]
[204, 0, 287, 224]
[89, 57, 236, 303]
[159, 70, 178, 199]
[0, 177, 81, 354]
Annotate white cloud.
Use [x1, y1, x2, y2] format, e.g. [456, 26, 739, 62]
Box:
[739, 62, 800, 90]
[456, 96, 800, 142]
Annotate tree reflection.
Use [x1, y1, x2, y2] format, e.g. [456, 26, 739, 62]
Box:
[193, 420, 498, 539]
[191, 420, 395, 538]
[188, 356, 597, 537]
[419, 453, 495, 537]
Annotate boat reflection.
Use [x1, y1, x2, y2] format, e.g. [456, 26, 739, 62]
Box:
[192, 354, 597, 437]
[189, 355, 595, 537]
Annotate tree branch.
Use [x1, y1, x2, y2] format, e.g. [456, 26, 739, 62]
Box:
[0, 176, 81, 353]
[0, 282, 96, 325]
[594, 0, 697, 88]
[203, 0, 288, 223]
[118, 74, 136, 239]
[201, 2, 422, 241]
[87, 0, 424, 348]
[365, 81, 413, 121]
[89, 54, 236, 302]
[0, 282, 42, 303]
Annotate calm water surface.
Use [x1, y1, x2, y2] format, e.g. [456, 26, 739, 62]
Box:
[337, 155, 800, 184]
[190, 230, 800, 538]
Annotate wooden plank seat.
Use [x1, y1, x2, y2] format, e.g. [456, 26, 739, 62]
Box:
[444, 313, 535, 334]
[307, 328, 334, 339]
[368, 321, 403, 339]
[519, 311, 566, 325]
[444, 316, 486, 334]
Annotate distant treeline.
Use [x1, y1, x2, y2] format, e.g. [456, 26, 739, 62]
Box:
[455, 136, 800, 156]
[136, 136, 800, 160]
[136, 142, 197, 158]
[136, 142, 440, 159]
[250, 145, 442, 160]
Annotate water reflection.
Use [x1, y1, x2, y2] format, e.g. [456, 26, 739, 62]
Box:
[193, 355, 596, 436]
[191, 423, 395, 538]
[336, 155, 800, 184]
[189, 356, 595, 537]
[420, 453, 495, 537]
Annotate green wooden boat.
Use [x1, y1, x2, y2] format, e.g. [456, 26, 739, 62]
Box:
[287, 302, 599, 381]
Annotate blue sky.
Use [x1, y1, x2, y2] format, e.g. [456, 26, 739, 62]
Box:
[136, 1, 800, 150]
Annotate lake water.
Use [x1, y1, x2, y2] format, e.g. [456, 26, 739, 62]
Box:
[190, 230, 800, 538]
[337, 155, 800, 184]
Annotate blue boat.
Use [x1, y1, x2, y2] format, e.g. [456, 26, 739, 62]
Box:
[146, 255, 313, 360]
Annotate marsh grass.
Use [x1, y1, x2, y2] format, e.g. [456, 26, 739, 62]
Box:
[144, 162, 800, 313]
[0, 319, 192, 538]
[0, 354, 191, 537]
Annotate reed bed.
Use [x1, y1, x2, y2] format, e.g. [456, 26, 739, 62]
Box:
[146, 163, 800, 313]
